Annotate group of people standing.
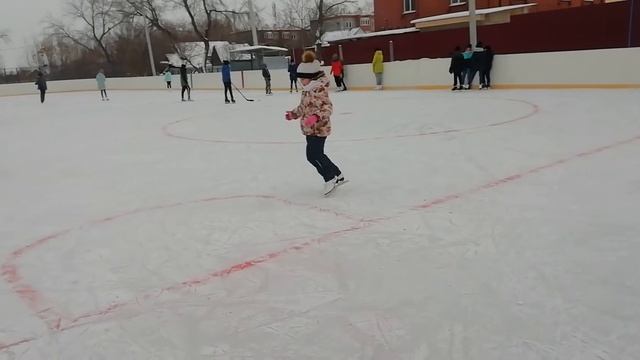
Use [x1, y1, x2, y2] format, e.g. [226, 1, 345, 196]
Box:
[449, 42, 494, 90]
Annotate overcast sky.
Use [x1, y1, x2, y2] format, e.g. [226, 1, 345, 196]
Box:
[1, 0, 64, 68]
[0, 0, 275, 68]
[0, 0, 369, 68]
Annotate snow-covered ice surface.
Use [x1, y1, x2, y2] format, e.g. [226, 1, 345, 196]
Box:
[1, 88, 640, 359]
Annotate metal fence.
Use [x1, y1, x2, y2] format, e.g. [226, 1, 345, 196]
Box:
[0, 67, 41, 85]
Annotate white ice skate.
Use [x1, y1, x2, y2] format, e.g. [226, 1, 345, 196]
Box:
[323, 178, 338, 196]
[336, 173, 348, 186]
[323, 174, 348, 196]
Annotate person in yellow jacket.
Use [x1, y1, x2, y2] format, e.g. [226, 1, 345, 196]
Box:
[372, 49, 384, 90]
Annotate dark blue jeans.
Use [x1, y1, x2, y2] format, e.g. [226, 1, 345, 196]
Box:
[466, 68, 478, 86]
[306, 136, 341, 182]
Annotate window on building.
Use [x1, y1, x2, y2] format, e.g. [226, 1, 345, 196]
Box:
[360, 17, 371, 26]
[291, 33, 298, 40]
[282, 32, 290, 39]
[264, 32, 274, 39]
[450, 0, 465, 5]
[345, 21, 353, 28]
[404, 0, 416, 12]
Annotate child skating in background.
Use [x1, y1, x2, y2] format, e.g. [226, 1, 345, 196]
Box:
[96, 69, 109, 101]
[286, 51, 346, 196]
[35, 71, 47, 103]
[330, 54, 347, 91]
[221, 60, 235, 104]
[164, 71, 172, 88]
[262, 64, 272, 95]
[179, 64, 191, 101]
[169, 62, 192, 101]
[288, 58, 298, 93]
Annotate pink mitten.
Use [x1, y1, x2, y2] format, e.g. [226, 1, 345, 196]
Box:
[304, 114, 319, 127]
[285, 111, 299, 121]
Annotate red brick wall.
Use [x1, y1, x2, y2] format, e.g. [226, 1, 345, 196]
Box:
[375, 0, 606, 30]
[326, 1, 634, 64]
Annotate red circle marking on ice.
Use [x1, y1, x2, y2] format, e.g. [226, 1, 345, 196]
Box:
[162, 98, 539, 145]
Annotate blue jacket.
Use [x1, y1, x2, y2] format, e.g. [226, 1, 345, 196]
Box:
[96, 72, 107, 90]
[222, 64, 231, 83]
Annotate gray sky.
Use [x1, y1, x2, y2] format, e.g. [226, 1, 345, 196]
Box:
[0, 0, 66, 68]
[0, 0, 368, 68]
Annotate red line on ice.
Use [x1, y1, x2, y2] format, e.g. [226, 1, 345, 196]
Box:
[0, 195, 365, 337]
[3, 134, 640, 352]
[162, 98, 539, 145]
[0, 337, 37, 352]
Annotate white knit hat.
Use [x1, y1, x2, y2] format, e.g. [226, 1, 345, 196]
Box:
[296, 60, 323, 79]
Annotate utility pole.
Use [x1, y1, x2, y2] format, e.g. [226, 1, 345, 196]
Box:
[144, 20, 157, 76]
[248, 0, 259, 46]
[629, 0, 636, 47]
[469, 0, 478, 49]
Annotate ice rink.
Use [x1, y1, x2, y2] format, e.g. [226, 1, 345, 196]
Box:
[1, 88, 640, 359]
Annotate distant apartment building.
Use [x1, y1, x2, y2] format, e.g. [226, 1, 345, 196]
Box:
[228, 29, 314, 49]
[311, 14, 376, 34]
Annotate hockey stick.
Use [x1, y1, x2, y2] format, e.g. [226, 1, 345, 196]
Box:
[231, 83, 254, 102]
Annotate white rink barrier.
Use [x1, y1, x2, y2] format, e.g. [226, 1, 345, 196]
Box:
[1, 47, 639, 97]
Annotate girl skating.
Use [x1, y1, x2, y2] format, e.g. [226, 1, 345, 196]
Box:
[286, 51, 345, 196]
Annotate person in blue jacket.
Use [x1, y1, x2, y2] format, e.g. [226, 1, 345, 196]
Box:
[221, 60, 235, 104]
[462, 44, 474, 90]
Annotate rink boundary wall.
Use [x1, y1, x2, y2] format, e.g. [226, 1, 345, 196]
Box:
[1, 47, 638, 97]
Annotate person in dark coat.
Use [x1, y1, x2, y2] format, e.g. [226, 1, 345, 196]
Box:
[480, 45, 494, 89]
[288, 58, 298, 93]
[179, 64, 191, 101]
[262, 64, 272, 95]
[35, 71, 47, 103]
[449, 46, 465, 91]
[221, 60, 235, 104]
[169, 62, 192, 101]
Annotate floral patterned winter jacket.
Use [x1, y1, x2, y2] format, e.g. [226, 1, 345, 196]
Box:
[291, 75, 333, 137]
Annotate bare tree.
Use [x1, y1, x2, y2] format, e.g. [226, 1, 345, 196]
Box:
[177, 0, 247, 71]
[122, 0, 180, 48]
[314, 0, 356, 53]
[232, 0, 266, 31]
[280, 0, 310, 31]
[48, 0, 131, 64]
[280, 0, 355, 58]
